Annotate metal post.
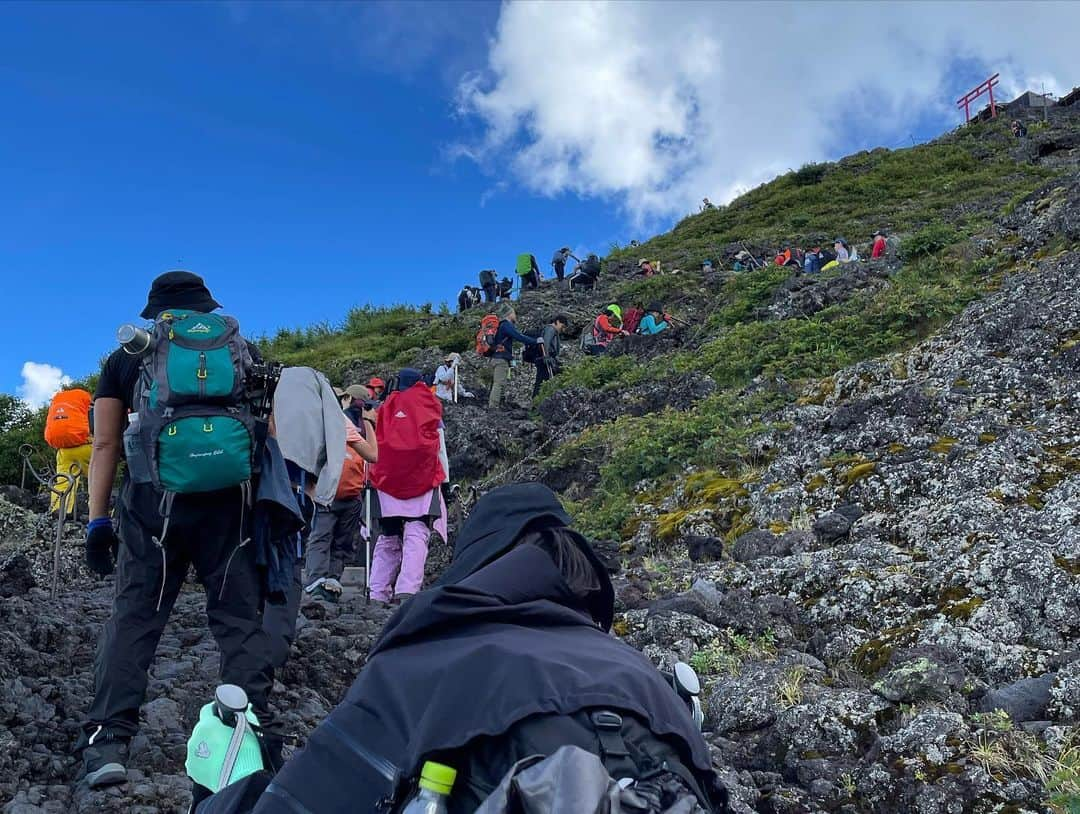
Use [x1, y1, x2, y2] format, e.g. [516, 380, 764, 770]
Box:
[51, 474, 74, 599]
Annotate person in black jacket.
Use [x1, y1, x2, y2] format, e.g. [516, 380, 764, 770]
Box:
[478, 270, 498, 303]
[193, 483, 723, 814]
[532, 314, 567, 397]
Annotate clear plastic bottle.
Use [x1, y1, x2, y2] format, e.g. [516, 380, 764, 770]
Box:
[402, 761, 457, 814]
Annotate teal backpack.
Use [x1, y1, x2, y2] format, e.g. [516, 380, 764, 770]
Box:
[126, 309, 255, 496]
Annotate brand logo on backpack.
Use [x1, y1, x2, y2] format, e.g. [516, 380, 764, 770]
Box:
[124, 310, 256, 495]
[195, 740, 211, 760]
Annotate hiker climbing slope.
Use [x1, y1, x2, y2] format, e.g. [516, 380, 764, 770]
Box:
[43, 387, 93, 515]
[550, 246, 577, 283]
[303, 386, 378, 603]
[191, 484, 725, 814]
[78, 271, 281, 789]
[484, 304, 542, 408]
[527, 314, 567, 397]
[479, 270, 498, 304]
[516, 253, 541, 290]
[367, 369, 448, 605]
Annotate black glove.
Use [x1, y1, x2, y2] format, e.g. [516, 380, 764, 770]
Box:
[86, 519, 119, 577]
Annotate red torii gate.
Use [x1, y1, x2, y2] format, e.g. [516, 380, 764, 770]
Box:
[957, 73, 1000, 123]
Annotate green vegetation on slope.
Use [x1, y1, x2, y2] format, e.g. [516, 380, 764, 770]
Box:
[258, 304, 475, 381]
[609, 119, 1054, 270]
[552, 249, 1010, 541]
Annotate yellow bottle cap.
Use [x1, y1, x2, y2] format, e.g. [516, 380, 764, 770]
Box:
[419, 761, 457, 795]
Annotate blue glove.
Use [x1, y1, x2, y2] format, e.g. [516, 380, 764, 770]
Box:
[86, 518, 119, 577]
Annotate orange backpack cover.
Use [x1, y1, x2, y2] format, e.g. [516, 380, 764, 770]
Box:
[44, 389, 92, 449]
[336, 442, 368, 500]
[475, 314, 501, 356]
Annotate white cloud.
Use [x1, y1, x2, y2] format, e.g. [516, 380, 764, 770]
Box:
[18, 362, 72, 408]
[456, 1, 1080, 224]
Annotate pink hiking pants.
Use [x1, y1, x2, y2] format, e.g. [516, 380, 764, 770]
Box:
[368, 519, 430, 602]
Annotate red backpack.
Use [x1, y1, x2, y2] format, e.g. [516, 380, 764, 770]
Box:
[622, 307, 644, 334]
[370, 384, 445, 500]
[44, 389, 92, 450]
[475, 314, 501, 357]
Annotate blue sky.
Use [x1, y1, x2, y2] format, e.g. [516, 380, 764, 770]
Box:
[2, 1, 1076, 402]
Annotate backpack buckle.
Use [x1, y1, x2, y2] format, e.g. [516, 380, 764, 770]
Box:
[591, 711, 623, 732]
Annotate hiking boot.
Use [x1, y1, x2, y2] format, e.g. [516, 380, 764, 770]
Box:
[311, 584, 341, 604]
[391, 592, 414, 606]
[82, 734, 129, 788]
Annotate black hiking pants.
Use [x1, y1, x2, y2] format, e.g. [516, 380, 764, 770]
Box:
[521, 270, 539, 290]
[552, 259, 566, 281]
[482, 282, 497, 303]
[83, 481, 272, 741]
[533, 359, 555, 397]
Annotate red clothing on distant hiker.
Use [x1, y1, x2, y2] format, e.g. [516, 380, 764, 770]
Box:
[593, 314, 624, 346]
[871, 236, 887, 259]
[622, 307, 645, 334]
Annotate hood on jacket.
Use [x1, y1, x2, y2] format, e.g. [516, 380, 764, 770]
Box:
[435, 483, 614, 631]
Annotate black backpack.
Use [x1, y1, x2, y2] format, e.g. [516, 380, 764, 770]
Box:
[427, 709, 724, 813]
[479, 269, 497, 287]
[520, 327, 544, 364]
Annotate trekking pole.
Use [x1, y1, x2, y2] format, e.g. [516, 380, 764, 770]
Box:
[452, 359, 459, 404]
[363, 485, 372, 605]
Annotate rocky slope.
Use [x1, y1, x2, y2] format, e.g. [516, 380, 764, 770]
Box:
[1, 111, 1078, 813]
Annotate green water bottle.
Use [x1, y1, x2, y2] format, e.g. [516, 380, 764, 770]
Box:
[185, 684, 265, 793]
[402, 761, 457, 813]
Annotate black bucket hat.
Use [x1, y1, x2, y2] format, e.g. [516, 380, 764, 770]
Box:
[140, 270, 222, 319]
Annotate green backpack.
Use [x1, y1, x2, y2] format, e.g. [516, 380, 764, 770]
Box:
[126, 309, 255, 495]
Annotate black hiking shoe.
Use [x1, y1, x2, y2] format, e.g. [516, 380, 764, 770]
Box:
[391, 592, 414, 606]
[83, 734, 129, 788]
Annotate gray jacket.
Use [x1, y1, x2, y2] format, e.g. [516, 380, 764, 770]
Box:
[540, 324, 561, 359]
[272, 366, 346, 507]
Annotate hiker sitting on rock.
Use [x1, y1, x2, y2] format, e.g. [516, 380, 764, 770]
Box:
[871, 230, 888, 259]
[637, 258, 657, 277]
[583, 305, 628, 356]
[568, 253, 601, 290]
[638, 302, 671, 335]
[190, 484, 725, 814]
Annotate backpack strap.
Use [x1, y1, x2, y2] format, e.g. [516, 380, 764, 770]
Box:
[589, 711, 637, 782]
